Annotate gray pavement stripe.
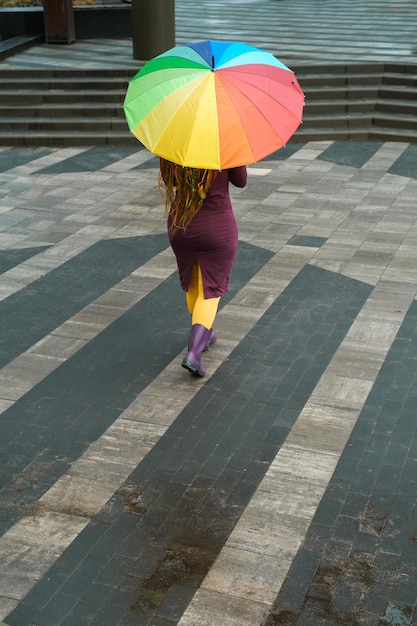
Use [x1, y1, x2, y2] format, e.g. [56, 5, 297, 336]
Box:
[0, 513, 89, 621]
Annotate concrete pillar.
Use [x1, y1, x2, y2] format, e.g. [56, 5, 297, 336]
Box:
[131, 0, 175, 61]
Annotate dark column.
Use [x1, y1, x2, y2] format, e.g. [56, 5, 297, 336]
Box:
[43, 0, 75, 44]
[131, 0, 175, 61]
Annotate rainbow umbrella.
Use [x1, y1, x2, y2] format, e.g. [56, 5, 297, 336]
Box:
[123, 40, 305, 170]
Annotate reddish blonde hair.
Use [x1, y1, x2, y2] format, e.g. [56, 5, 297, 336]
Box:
[159, 158, 218, 233]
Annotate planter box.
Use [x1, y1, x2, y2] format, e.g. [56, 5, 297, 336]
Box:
[0, 6, 132, 41]
[75, 6, 132, 39]
[0, 8, 44, 40]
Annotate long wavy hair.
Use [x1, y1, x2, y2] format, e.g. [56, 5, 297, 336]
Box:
[159, 158, 218, 233]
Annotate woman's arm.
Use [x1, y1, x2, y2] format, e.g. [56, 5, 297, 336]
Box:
[228, 165, 247, 188]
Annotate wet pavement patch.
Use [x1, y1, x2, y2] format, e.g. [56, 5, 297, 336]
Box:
[133, 545, 213, 616]
[360, 503, 388, 536]
[263, 553, 375, 625]
[381, 602, 412, 625]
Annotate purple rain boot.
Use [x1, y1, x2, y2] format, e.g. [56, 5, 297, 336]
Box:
[203, 329, 217, 352]
[187, 328, 217, 353]
[182, 324, 211, 376]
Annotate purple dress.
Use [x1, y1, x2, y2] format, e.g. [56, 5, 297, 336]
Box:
[168, 166, 247, 299]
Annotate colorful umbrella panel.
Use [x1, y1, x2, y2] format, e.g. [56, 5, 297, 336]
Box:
[124, 40, 305, 169]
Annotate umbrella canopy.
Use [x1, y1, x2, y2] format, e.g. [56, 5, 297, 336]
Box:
[123, 40, 305, 170]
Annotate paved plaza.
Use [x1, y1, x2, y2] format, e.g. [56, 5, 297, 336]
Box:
[1, 1, 417, 625]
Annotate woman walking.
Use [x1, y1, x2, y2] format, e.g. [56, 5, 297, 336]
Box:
[159, 158, 247, 377]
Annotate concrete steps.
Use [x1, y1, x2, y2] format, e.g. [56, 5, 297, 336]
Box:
[0, 62, 416, 147]
[0, 67, 135, 145]
[293, 62, 417, 143]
